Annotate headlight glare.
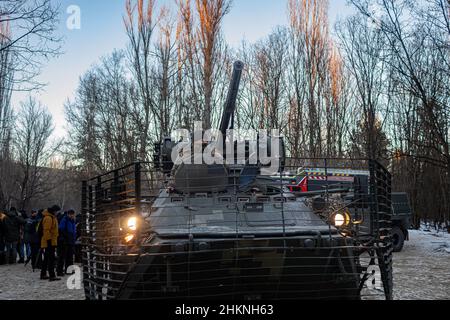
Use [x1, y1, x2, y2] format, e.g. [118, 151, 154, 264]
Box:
[127, 217, 138, 231]
[334, 213, 346, 227]
[332, 211, 351, 228]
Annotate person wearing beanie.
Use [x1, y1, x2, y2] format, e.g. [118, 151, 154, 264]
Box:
[40, 205, 61, 281]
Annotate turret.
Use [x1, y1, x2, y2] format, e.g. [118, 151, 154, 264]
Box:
[154, 61, 245, 174]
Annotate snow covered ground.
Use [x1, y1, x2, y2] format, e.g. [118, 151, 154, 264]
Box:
[0, 230, 448, 300]
[0, 264, 85, 300]
[392, 229, 450, 300]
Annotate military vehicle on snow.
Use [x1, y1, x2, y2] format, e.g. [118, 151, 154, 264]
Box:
[81, 61, 394, 300]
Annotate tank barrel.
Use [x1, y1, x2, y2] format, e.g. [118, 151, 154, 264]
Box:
[219, 61, 244, 136]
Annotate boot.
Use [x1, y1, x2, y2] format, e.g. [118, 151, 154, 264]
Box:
[49, 277, 61, 282]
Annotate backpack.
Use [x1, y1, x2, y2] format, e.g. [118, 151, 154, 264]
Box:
[36, 219, 44, 239]
[25, 219, 36, 235]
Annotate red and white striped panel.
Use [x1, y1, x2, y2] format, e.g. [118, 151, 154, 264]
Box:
[308, 177, 327, 181]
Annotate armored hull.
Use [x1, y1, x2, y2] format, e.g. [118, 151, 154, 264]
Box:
[116, 193, 359, 299]
[117, 236, 360, 300]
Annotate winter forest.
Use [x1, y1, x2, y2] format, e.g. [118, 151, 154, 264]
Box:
[0, 0, 449, 228]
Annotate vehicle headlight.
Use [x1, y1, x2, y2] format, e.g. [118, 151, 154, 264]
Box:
[127, 217, 138, 231]
[332, 211, 351, 228]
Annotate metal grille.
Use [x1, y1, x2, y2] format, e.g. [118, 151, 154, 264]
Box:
[81, 158, 392, 300]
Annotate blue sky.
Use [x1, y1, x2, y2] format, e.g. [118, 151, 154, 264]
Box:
[11, 0, 354, 138]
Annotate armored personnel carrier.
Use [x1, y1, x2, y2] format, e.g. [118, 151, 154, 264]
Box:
[81, 62, 393, 300]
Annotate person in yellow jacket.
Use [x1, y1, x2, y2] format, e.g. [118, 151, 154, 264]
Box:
[40, 205, 61, 281]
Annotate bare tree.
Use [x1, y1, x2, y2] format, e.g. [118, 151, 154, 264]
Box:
[65, 51, 142, 173]
[336, 13, 390, 162]
[124, 0, 158, 159]
[234, 29, 289, 132]
[350, 0, 449, 170]
[0, 20, 13, 151]
[323, 47, 351, 157]
[14, 97, 58, 210]
[0, 20, 15, 209]
[65, 70, 103, 175]
[194, 0, 231, 128]
[176, 0, 201, 128]
[347, 0, 450, 227]
[0, 1, 61, 209]
[287, 0, 331, 157]
[0, 0, 61, 90]
[153, 6, 178, 138]
[176, 0, 232, 129]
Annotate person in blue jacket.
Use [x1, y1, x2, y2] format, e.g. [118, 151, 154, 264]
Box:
[56, 209, 76, 276]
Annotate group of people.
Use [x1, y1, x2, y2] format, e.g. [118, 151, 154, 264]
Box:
[0, 205, 80, 282]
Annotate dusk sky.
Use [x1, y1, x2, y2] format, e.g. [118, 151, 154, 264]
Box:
[11, 0, 355, 138]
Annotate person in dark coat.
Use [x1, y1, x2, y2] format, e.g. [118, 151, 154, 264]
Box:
[74, 214, 82, 263]
[24, 210, 40, 269]
[3, 207, 26, 264]
[56, 211, 67, 275]
[0, 211, 6, 265]
[40, 205, 61, 281]
[34, 209, 44, 269]
[56, 211, 65, 224]
[17, 210, 28, 263]
[57, 210, 77, 276]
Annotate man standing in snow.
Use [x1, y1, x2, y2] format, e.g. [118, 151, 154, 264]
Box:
[57, 209, 77, 276]
[24, 210, 40, 270]
[3, 207, 26, 264]
[17, 210, 28, 263]
[40, 205, 61, 281]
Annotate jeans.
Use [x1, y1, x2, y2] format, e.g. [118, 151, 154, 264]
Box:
[30, 243, 40, 270]
[25, 243, 31, 258]
[17, 241, 25, 260]
[5, 241, 18, 264]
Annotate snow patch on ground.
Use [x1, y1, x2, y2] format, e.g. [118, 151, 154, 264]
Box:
[408, 229, 450, 255]
[392, 229, 450, 300]
[0, 264, 84, 300]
